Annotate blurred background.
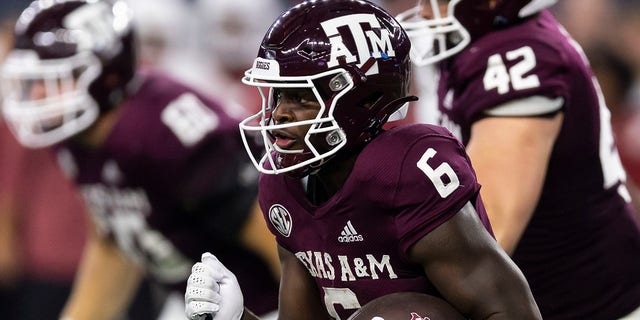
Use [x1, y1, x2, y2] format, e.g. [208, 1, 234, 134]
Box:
[0, 0, 638, 319]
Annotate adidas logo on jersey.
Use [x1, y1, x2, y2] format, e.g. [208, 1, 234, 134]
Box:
[338, 220, 364, 243]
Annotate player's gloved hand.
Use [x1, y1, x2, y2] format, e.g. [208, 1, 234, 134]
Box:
[185, 252, 244, 320]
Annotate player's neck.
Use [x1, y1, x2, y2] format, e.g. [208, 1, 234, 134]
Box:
[306, 154, 358, 205]
[75, 107, 122, 147]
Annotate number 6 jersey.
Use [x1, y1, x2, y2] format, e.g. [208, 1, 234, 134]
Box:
[259, 124, 492, 320]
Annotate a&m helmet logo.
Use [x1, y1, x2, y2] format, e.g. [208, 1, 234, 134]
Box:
[320, 13, 396, 75]
[269, 204, 292, 237]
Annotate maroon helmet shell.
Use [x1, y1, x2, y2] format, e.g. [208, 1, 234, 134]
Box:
[13, 0, 136, 112]
[0, 0, 136, 147]
[454, 0, 558, 38]
[240, 0, 415, 177]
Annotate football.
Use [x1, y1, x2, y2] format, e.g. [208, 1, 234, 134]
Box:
[347, 292, 466, 320]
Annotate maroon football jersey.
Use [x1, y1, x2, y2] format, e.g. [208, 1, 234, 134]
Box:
[56, 71, 277, 314]
[436, 10, 640, 319]
[259, 124, 492, 320]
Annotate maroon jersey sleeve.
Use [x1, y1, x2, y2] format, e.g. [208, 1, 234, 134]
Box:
[374, 125, 484, 254]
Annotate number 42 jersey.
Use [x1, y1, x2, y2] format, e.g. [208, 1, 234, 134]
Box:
[436, 9, 640, 319]
[259, 124, 493, 320]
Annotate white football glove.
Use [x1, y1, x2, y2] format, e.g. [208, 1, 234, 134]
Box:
[185, 252, 245, 320]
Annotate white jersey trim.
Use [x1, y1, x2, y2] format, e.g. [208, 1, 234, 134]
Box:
[484, 95, 564, 117]
[617, 304, 640, 320]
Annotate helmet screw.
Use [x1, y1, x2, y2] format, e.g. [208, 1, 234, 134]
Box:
[326, 130, 344, 146]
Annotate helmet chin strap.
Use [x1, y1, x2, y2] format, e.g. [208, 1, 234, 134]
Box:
[347, 56, 420, 120]
[377, 95, 419, 122]
[359, 57, 377, 74]
[342, 56, 377, 85]
[99, 73, 142, 113]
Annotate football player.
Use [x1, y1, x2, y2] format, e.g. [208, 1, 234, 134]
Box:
[395, 0, 640, 319]
[184, 1, 542, 319]
[0, 0, 279, 319]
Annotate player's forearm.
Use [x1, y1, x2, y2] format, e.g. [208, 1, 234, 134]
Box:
[467, 117, 560, 255]
[0, 199, 21, 285]
[481, 194, 537, 255]
[485, 264, 542, 319]
[468, 169, 539, 255]
[61, 231, 143, 320]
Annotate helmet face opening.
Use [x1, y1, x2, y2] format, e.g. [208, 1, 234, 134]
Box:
[396, 0, 470, 66]
[238, 0, 413, 177]
[1, 50, 101, 148]
[240, 59, 351, 177]
[1, 0, 135, 148]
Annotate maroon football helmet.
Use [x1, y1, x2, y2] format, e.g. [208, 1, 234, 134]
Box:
[239, 0, 415, 177]
[0, 0, 136, 148]
[396, 0, 558, 66]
